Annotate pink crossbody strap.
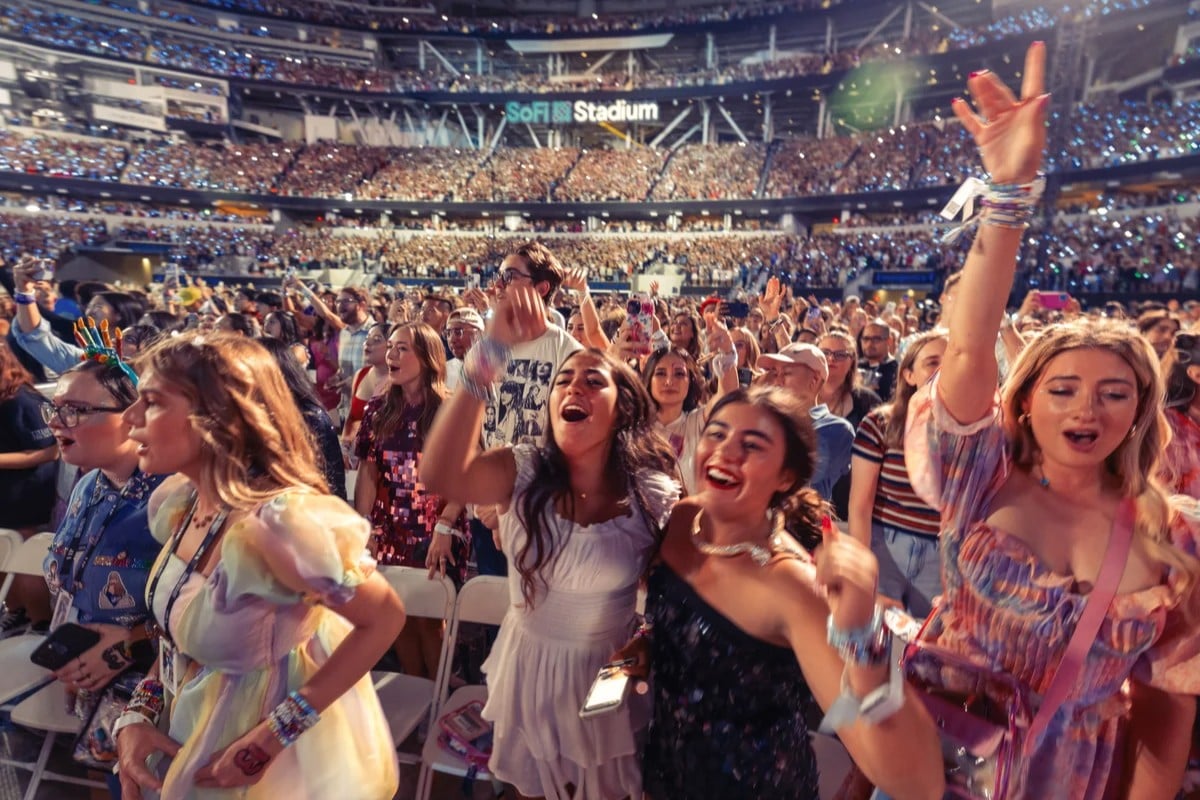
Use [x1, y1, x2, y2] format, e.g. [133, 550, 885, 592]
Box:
[1023, 497, 1136, 756]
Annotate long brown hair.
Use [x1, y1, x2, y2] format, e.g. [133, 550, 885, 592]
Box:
[137, 332, 327, 510]
[1002, 320, 1198, 610]
[515, 349, 676, 608]
[881, 330, 947, 448]
[0, 340, 34, 403]
[371, 322, 446, 441]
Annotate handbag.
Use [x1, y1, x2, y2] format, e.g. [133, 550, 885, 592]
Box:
[895, 498, 1135, 800]
[436, 699, 494, 792]
[72, 670, 145, 771]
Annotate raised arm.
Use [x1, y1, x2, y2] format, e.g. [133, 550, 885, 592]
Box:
[562, 268, 610, 350]
[784, 524, 943, 799]
[940, 42, 1048, 424]
[420, 286, 553, 507]
[285, 276, 344, 331]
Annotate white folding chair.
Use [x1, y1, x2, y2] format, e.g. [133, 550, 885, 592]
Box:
[416, 575, 510, 800]
[7, 680, 106, 800]
[0, 532, 56, 710]
[371, 566, 456, 765]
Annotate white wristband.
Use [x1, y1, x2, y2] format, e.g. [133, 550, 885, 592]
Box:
[434, 522, 464, 540]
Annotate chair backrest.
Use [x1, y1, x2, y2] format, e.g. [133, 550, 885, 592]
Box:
[378, 566, 456, 622]
[4, 532, 54, 577]
[0, 529, 24, 574]
[454, 576, 510, 627]
[0, 531, 55, 609]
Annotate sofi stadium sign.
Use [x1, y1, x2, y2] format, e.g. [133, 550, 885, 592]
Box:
[504, 99, 660, 124]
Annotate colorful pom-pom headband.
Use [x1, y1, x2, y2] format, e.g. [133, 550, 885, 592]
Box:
[74, 317, 139, 386]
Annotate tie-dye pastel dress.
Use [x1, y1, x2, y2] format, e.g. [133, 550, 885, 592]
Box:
[904, 376, 1200, 800]
[140, 475, 398, 800]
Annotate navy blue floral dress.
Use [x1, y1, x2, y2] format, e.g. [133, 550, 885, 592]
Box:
[642, 564, 821, 800]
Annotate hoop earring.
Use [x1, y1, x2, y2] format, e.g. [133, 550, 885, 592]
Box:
[1018, 412, 1031, 428]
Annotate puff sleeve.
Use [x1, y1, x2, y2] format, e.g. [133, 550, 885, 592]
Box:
[903, 373, 1010, 537]
[222, 489, 376, 607]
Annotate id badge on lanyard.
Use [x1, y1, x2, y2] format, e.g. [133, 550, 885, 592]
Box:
[160, 641, 178, 695]
[50, 589, 79, 632]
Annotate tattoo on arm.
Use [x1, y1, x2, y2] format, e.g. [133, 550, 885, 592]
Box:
[100, 643, 130, 671]
[234, 744, 271, 776]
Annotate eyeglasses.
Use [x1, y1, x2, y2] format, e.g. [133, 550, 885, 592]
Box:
[41, 403, 127, 429]
[447, 327, 475, 338]
[498, 268, 532, 286]
[821, 349, 856, 363]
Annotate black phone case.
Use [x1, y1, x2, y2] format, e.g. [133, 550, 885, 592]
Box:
[30, 623, 101, 671]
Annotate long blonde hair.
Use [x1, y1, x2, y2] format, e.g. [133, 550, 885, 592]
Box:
[1001, 320, 1197, 608]
[139, 332, 328, 510]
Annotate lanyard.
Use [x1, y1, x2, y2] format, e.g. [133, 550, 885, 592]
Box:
[61, 475, 129, 594]
[145, 491, 229, 648]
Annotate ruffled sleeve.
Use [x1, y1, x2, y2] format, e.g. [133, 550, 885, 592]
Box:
[1133, 497, 1200, 694]
[222, 489, 376, 607]
[902, 373, 1009, 536]
[147, 474, 196, 545]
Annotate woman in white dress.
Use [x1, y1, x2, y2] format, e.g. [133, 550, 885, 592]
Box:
[422, 284, 679, 800]
[641, 313, 738, 496]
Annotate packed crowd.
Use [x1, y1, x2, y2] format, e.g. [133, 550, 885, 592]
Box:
[120, 141, 299, 193]
[0, 5, 391, 93]
[553, 147, 669, 203]
[3, 95, 1197, 203]
[0, 0, 1171, 96]
[5, 49, 1200, 800]
[6, 189, 1199, 293]
[459, 148, 581, 203]
[650, 142, 767, 200]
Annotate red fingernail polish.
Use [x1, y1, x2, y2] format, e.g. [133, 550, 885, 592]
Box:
[968, 71, 980, 78]
[1033, 40, 1045, 47]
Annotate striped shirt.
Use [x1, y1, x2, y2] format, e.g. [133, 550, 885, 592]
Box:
[851, 409, 940, 537]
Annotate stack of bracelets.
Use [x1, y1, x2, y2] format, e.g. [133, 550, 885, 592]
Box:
[940, 173, 1046, 244]
[266, 691, 321, 747]
[461, 336, 512, 403]
[111, 683, 320, 751]
[112, 677, 165, 740]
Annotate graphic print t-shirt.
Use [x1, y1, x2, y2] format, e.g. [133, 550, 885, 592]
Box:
[482, 325, 581, 450]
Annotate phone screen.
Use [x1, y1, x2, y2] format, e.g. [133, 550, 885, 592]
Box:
[580, 665, 630, 716]
[1036, 291, 1069, 311]
[626, 292, 654, 354]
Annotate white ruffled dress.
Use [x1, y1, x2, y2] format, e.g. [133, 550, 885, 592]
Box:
[482, 444, 678, 800]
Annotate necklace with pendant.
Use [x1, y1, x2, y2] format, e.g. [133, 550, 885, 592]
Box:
[689, 507, 788, 567]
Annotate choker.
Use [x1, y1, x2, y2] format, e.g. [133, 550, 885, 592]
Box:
[690, 507, 789, 567]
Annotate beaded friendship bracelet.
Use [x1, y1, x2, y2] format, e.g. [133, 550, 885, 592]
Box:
[940, 174, 1046, 244]
[266, 691, 321, 748]
[461, 337, 512, 403]
[826, 605, 891, 668]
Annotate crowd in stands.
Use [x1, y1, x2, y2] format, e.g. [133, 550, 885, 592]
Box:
[121, 141, 298, 192]
[459, 148, 581, 202]
[0, 0, 1171, 96]
[0, 130, 127, 182]
[551, 148, 668, 203]
[0, 211, 106, 262]
[0, 96, 1195, 205]
[0, 5, 390, 93]
[354, 148, 478, 201]
[5, 188, 1196, 294]
[277, 143, 392, 198]
[651, 143, 766, 200]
